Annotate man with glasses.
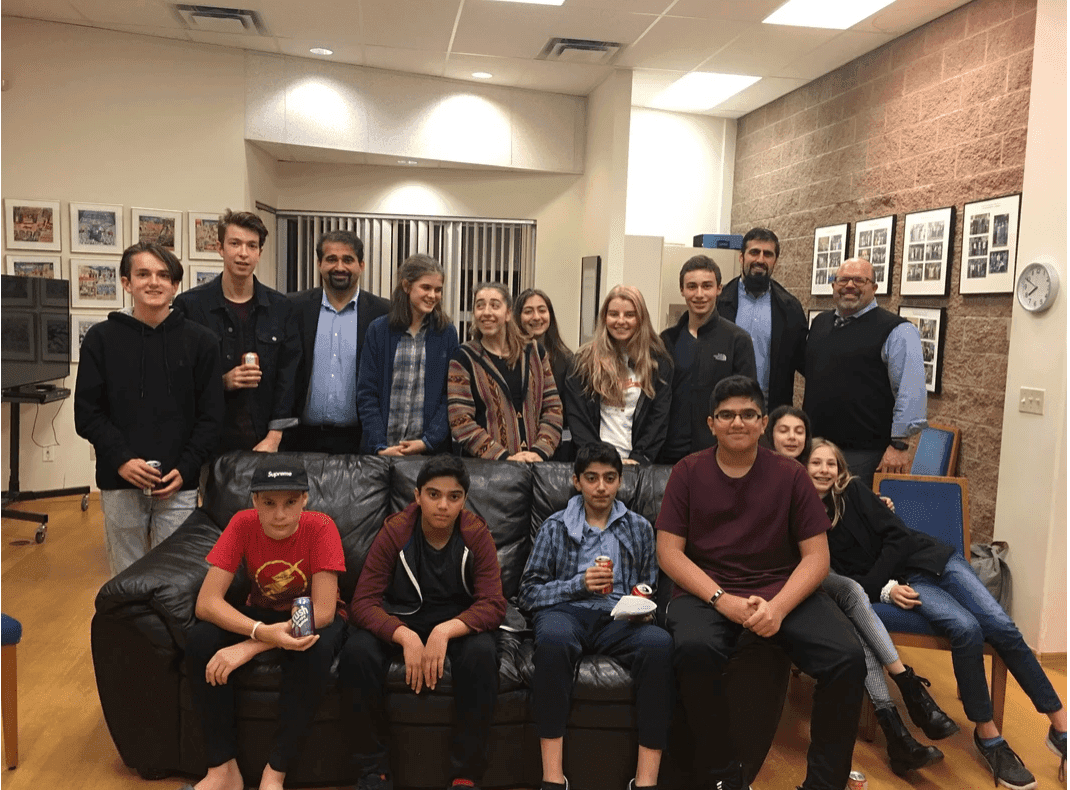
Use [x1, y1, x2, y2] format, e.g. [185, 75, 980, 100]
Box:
[804, 258, 927, 485]
[656, 375, 865, 790]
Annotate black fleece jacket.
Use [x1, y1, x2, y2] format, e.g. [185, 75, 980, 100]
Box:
[74, 309, 224, 491]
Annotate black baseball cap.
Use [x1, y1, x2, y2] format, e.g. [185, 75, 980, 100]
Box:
[250, 457, 309, 493]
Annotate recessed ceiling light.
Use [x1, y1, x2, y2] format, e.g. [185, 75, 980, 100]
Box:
[309, 47, 333, 56]
[650, 72, 761, 113]
[488, 0, 565, 5]
[472, 71, 493, 79]
[763, 0, 896, 30]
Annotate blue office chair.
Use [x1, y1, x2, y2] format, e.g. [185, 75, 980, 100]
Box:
[2, 613, 21, 769]
[910, 423, 960, 476]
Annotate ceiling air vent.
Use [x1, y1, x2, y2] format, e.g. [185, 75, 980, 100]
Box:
[172, 5, 269, 35]
[537, 37, 622, 65]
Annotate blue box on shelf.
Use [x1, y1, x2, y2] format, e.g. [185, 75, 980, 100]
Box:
[693, 233, 743, 250]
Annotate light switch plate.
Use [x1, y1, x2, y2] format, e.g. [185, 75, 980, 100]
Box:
[1019, 387, 1045, 415]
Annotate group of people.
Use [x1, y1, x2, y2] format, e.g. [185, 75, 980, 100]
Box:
[72, 212, 1065, 790]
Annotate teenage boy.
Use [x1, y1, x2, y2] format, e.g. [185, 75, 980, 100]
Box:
[655, 375, 865, 790]
[519, 442, 673, 790]
[173, 209, 301, 453]
[183, 456, 347, 790]
[340, 456, 506, 790]
[75, 241, 224, 576]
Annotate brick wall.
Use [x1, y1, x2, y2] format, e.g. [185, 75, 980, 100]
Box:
[731, 0, 1037, 542]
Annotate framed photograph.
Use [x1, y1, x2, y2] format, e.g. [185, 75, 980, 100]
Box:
[70, 202, 124, 254]
[959, 194, 1021, 295]
[5, 198, 62, 251]
[70, 312, 106, 363]
[579, 255, 602, 344]
[189, 212, 223, 259]
[853, 215, 895, 296]
[5, 254, 62, 279]
[188, 262, 222, 290]
[808, 309, 826, 328]
[901, 207, 954, 297]
[71, 258, 124, 309]
[1, 312, 36, 361]
[898, 305, 946, 394]
[40, 312, 71, 363]
[131, 207, 182, 256]
[810, 223, 849, 296]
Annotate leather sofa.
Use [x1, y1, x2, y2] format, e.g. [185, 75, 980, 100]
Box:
[92, 451, 790, 789]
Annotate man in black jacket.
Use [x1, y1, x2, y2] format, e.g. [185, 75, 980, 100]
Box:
[717, 228, 808, 412]
[75, 242, 224, 576]
[658, 255, 756, 464]
[173, 209, 301, 453]
[285, 230, 389, 453]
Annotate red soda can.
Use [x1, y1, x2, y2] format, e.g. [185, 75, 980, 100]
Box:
[846, 771, 868, 790]
[595, 556, 613, 594]
[631, 583, 653, 599]
[243, 351, 259, 367]
[144, 460, 162, 495]
[290, 596, 315, 637]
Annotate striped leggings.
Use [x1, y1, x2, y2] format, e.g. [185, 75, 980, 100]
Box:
[822, 572, 899, 709]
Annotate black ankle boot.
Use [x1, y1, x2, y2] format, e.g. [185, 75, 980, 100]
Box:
[875, 706, 945, 776]
[892, 665, 960, 740]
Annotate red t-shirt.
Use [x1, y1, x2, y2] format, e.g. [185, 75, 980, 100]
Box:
[655, 446, 831, 600]
[207, 509, 346, 615]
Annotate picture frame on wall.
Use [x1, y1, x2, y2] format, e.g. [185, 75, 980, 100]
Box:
[5, 198, 62, 251]
[70, 202, 124, 254]
[71, 312, 106, 363]
[579, 255, 602, 344]
[71, 257, 124, 309]
[900, 206, 954, 297]
[853, 214, 896, 296]
[131, 207, 183, 256]
[5, 254, 62, 279]
[898, 305, 946, 394]
[808, 308, 826, 328]
[958, 193, 1021, 295]
[189, 211, 223, 259]
[188, 262, 223, 290]
[810, 223, 849, 296]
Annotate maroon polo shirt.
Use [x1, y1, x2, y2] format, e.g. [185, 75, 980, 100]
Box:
[656, 445, 831, 601]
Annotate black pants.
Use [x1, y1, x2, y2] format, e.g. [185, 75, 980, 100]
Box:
[842, 447, 884, 488]
[532, 603, 673, 749]
[282, 423, 363, 454]
[185, 608, 347, 772]
[668, 592, 865, 790]
[338, 625, 499, 782]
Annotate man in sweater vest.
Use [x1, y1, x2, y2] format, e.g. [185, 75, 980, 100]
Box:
[803, 258, 927, 485]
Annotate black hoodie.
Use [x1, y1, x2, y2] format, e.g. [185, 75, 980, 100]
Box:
[74, 308, 224, 491]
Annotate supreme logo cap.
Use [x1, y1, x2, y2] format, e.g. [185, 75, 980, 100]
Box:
[250, 457, 309, 492]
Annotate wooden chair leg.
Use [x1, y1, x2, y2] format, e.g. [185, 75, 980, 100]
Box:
[859, 695, 878, 742]
[2, 642, 17, 769]
[990, 654, 1008, 733]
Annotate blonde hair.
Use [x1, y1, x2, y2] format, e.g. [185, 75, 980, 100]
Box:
[471, 282, 526, 367]
[573, 285, 668, 407]
[809, 437, 853, 526]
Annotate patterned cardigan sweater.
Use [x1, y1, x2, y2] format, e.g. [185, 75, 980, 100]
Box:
[447, 339, 563, 460]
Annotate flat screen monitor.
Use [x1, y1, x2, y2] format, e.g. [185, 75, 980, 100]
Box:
[1, 274, 71, 391]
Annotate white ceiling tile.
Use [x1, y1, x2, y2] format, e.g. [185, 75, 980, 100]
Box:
[617, 15, 748, 71]
[3, 0, 85, 22]
[185, 30, 282, 53]
[567, 0, 676, 13]
[362, 45, 448, 75]
[253, 1, 366, 40]
[668, 0, 786, 23]
[444, 53, 610, 95]
[629, 69, 691, 108]
[276, 38, 366, 67]
[84, 23, 194, 43]
[66, 0, 178, 26]
[361, 0, 460, 51]
[776, 30, 895, 80]
[698, 24, 841, 76]
[854, 0, 971, 35]
[707, 76, 810, 114]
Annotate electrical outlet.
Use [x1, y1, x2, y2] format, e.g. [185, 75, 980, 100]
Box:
[1019, 387, 1045, 415]
[43, 446, 55, 462]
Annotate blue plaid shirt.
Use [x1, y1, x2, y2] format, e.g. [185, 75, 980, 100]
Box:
[386, 321, 427, 445]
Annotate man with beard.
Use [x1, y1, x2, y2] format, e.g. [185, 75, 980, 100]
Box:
[286, 230, 389, 453]
[717, 228, 808, 412]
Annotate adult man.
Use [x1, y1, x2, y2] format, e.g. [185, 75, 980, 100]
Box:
[75, 242, 223, 576]
[173, 209, 300, 453]
[717, 228, 808, 412]
[804, 257, 927, 485]
[659, 255, 756, 464]
[286, 230, 389, 453]
[656, 375, 864, 790]
[519, 442, 673, 790]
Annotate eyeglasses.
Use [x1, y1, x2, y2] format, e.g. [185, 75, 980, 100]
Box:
[833, 276, 873, 286]
[713, 409, 763, 424]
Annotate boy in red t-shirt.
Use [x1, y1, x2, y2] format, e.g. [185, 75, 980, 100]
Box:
[182, 457, 346, 790]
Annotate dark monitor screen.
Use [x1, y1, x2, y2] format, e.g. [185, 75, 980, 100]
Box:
[1, 274, 71, 390]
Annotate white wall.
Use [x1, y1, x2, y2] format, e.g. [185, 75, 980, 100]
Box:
[992, 0, 1067, 654]
[626, 108, 736, 245]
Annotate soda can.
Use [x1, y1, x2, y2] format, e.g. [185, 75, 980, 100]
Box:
[144, 460, 162, 495]
[243, 351, 259, 367]
[631, 583, 653, 599]
[290, 596, 315, 637]
[846, 770, 868, 790]
[594, 555, 613, 594]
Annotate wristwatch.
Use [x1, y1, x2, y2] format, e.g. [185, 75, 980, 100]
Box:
[708, 588, 725, 608]
[890, 439, 908, 451]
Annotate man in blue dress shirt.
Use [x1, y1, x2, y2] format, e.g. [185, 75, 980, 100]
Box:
[286, 230, 389, 453]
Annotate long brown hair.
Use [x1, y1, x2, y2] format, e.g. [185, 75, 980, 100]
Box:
[809, 437, 853, 526]
[388, 254, 450, 332]
[515, 288, 571, 367]
[471, 282, 526, 367]
[572, 285, 667, 407]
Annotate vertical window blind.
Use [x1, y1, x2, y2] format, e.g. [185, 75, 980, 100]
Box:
[275, 212, 536, 340]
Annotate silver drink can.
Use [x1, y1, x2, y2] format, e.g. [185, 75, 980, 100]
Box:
[290, 596, 315, 637]
[846, 771, 868, 790]
[144, 460, 162, 495]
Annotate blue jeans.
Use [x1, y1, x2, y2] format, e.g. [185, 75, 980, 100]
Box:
[99, 488, 197, 577]
[907, 554, 1063, 723]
